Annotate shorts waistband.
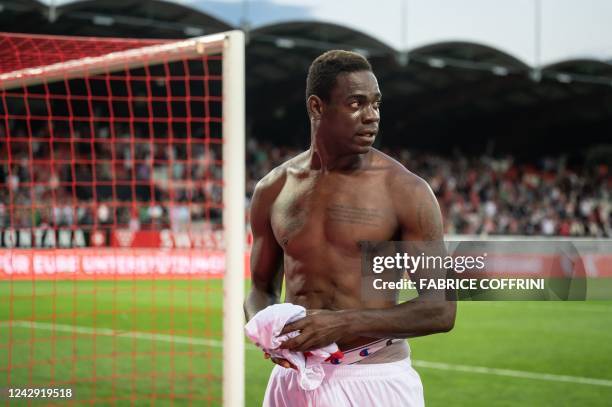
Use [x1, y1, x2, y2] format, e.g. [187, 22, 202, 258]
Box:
[320, 357, 414, 380]
[323, 338, 405, 365]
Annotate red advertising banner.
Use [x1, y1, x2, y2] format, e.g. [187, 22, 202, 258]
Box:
[458, 253, 612, 277]
[110, 229, 226, 249]
[0, 228, 252, 250]
[0, 249, 251, 280]
[0, 249, 610, 280]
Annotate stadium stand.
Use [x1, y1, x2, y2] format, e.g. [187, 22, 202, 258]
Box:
[244, 140, 610, 237]
[1, 98, 609, 238]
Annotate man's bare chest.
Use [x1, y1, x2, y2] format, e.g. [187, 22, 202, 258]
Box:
[270, 174, 398, 255]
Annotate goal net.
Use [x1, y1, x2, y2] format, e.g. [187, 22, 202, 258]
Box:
[0, 31, 245, 406]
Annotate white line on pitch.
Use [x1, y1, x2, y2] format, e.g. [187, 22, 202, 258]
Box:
[411, 360, 612, 387]
[0, 320, 258, 350]
[3, 320, 612, 388]
[477, 302, 612, 314]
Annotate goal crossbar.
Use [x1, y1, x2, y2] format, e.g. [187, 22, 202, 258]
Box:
[0, 33, 225, 90]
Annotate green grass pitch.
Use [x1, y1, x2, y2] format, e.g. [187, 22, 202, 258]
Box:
[1, 279, 611, 406]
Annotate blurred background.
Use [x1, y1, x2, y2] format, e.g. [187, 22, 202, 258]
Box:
[1, 0, 610, 239]
[1, 2, 611, 406]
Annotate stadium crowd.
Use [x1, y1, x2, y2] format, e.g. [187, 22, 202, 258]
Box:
[245, 139, 611, 237]
[0, 121, 223, 232]
[1, 126, 610, 237]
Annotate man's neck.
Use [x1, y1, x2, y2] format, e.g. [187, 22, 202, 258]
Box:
[308, 141, 367, 172]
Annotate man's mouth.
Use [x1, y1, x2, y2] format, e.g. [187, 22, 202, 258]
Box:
[356, 131, 377, 139]
[355, 132, 376, 145]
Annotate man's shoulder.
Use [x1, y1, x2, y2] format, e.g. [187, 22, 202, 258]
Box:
[254, 150, 309, 196]
[371, 150, 442, 234]
[371, 149, 431, 193]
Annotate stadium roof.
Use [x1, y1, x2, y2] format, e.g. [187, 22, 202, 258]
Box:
[3, 0, 611, 85]
[0, 0, 231, 38]
[4, 0, 612, 66]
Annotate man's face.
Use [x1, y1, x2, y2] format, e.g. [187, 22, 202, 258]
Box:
[319, 70, 381, 155]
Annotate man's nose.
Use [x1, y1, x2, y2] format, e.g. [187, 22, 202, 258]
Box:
[362, 104, 380, 123]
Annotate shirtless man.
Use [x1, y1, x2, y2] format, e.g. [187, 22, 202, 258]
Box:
[244, 50, 456, 406]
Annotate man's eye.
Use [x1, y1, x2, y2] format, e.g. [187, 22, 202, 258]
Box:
[374, 101, 382, 109]
[349, 101, 360, 109]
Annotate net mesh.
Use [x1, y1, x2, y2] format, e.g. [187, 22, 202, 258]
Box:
[1, 32, 226, 405]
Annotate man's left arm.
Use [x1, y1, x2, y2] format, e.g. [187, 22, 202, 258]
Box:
[280, 174, 456, 352]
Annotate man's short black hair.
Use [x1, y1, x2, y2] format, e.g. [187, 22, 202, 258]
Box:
[306, 50, 372, 102]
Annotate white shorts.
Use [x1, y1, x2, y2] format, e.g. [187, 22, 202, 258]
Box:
[263, 358, 424, 407]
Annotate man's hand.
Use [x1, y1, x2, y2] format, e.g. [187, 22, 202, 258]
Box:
[278, 309, 351, 352]
[263, 352, 297, 370]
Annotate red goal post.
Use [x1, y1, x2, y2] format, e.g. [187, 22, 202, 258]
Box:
[0, 31, 245, 406]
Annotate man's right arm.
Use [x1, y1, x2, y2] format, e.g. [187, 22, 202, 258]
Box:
[244, 171, 285, 321]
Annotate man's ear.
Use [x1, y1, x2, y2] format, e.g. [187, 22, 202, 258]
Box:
[307, 95, 323, 120]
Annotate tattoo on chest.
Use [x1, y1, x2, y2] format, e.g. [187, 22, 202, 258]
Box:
[326, 204, 384, 227]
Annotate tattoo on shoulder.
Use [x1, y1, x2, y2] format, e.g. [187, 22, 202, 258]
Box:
[326, 204, 384, 227]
